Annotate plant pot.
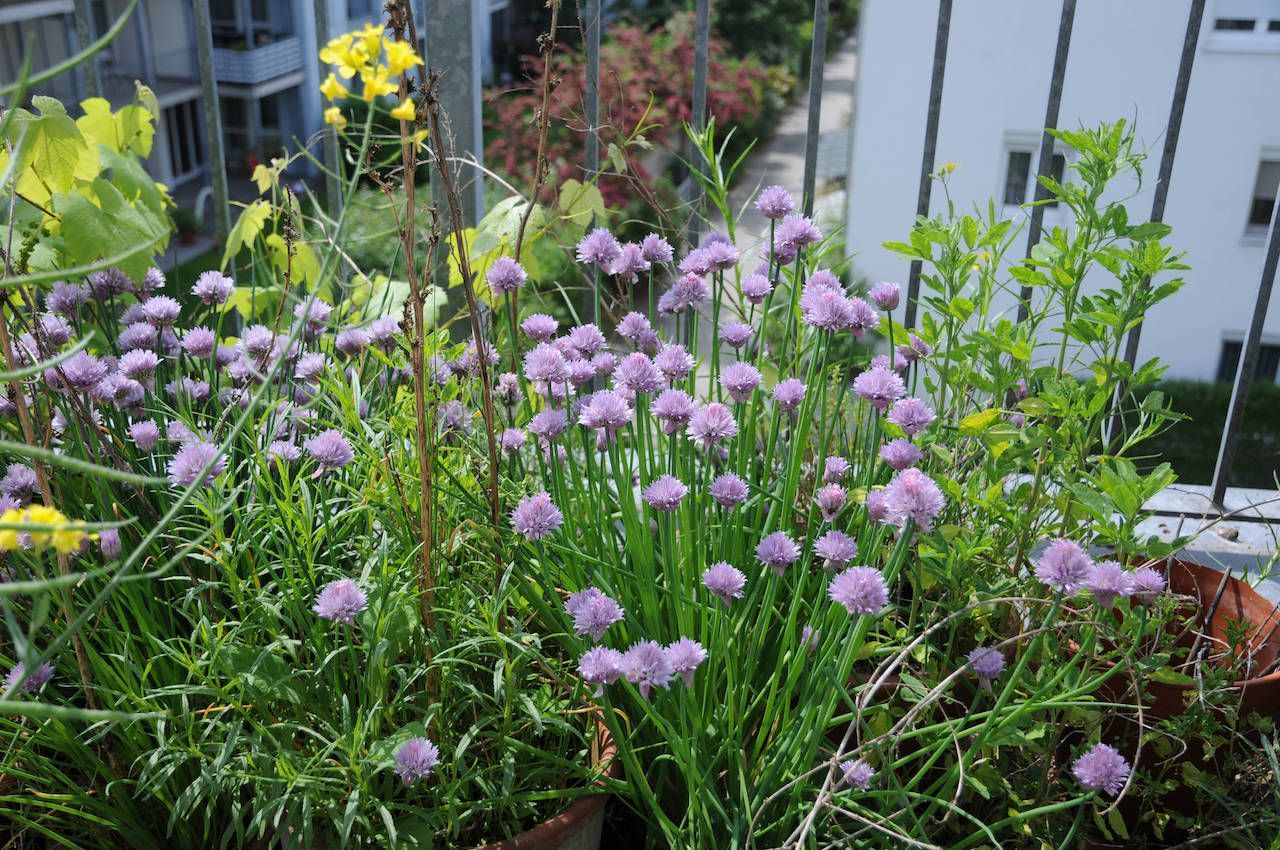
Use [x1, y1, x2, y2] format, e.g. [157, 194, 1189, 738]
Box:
[476, 722, 619, 850]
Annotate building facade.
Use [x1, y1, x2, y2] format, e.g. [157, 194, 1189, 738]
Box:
[845, 0, 1280, 383]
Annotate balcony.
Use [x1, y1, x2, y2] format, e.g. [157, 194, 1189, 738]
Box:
[212, 35, 303, 86]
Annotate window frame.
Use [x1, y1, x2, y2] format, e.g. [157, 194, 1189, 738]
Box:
[1000, 134, 1069, 214]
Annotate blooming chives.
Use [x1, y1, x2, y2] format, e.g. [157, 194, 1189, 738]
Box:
[653, 389, 697, 435]
[1130, 566, 1166, 604]
[3, 660, 53, 693]
[816, 484, 847, 522]
[0, 464, 38, 505]
[702, 562, 746, 605]
[521, 314, 559, 342]
[576, 227, 622, 269]
[665, 637, 707, 687]
[565, 587, 625, 642]
[886, 397, 935, 436]
[192, 270, 234, 304]
[579, 646, 625, 695]
[614, 352, 664, 395]
[709, 473, 749, 509]
[741, 271, 773, 304]
[814, 531, 858, 570]
[829, 566, 890, 616]
[720, 322, 752, 349]
[644, 475, 688, 513]
[1035, 539, 1093, 595]
[879, 438, 922, 471]
[756, 531, 801, 576]
[486, 256, 527, 295]
[869, 281, 901, 311]
[755, 185, 796, 219]
[720, 362, 763, 403]
[687, 403, 738, 449]
[839, 758, 875, 791]
[579, 390, 634, 445]
[824, 456, 851, 484]
[1072, 743, 1130, 797]
[167, 441, 226, 488]
[622, 640, 675, 700]
[640, 233, 674, 264]
[312, 578, 368, 625]
[772, 378, 806, 413]
[512, 492, 563, 541]
[967, 646, 1005, 691]
[883, 468, 945, 531]
[852, 366, 905, 411]
[304, 429, 355, 472]
[654, 345, 695, 382]
[395, 737, 440, 785]
[1085, 561, 1136, 610]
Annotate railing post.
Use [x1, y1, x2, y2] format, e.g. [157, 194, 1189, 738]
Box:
[902, 0, 952, 330]
[425, 0, 485, 227]
[801, 0, 830, 218]
[583, 0, 601, 324]
[313, 0, 343, 220]
[682, 0, 710, 247]
[193, 0, 232, 242]
[1015, 0, 1076, 322]
[71, 0, 101, 99]
[1211, 192, 1280, 505]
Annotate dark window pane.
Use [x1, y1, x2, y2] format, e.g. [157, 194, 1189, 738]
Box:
[1043, 153, 1066, 208]
[1258, 346, 1280, 383]
[1270, 19, 1280, 31]
[1214, 17, 1257, 30]
[1218, 341, 1280, 383]
[1251, 197, 1276, 228]
[1004, 151, 1031, 206]
[1219, 341, 1243, 383]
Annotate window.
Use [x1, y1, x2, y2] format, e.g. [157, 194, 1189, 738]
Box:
[1248, 160, 1279, 232]
[1218, 340, 1280, 383]
[1003, 149, 1066, 208]
[347, 0, 374, 18]
[1214, 17, 1259, 30]
[1208, 0, 1280, 43]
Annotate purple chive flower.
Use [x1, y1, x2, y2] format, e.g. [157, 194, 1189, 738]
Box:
[1130, 566, 1166, 604]
[701, 241, 739, 272]
[313, 578, 367, 624]
[666, 637, 707, 687]
[719, 322, 752, 350]
[267, 440, 301, 467]
[117, 322, 157, 352]
[395, 737, 440, 785]
[659, 273, 711, 315]
[580, 390, 633, 445]
[87, 268, 130, 300]
[687, 402, 738, 449]
[816, 484, 847, 522]
[141, 295, 181, 326]
[967, 646, 1006, 691]
[773, 214, 823, 262]
[165, 377, 211, 402]
[528, 408, 569, 445]
[614, 352, 664, 395]
[138, 266, 165, 295]
[512, 492, 563, 541]
[494, 372, 521, 405]
[869, 281, 901, 311]
[294, 299, 333, 340]
[644, 475, 688, 512]
[801, 626, 820, 651]
[192, 270, 234, 304]
[611, 242, 650, 280]
[1073, 743, 1130, 797]
[801, 288, 853, 332]
[679, 248, 712, 277]
[654, 345, 695, 383]
[46, 281, 89, 316]
[1012, 377, 1031, 400]
[839, 759, 875, 791]
[500, 428, 527, 454]
[824, 456, 851, 483]
[438, 401, 471, 438]
[579, 646, 625, 695]
[652, 388, 697, 435]
[898, 334, 932, 364]
[1085, 561, 1136, 610]
[853, 367, 906, 411]
[4, 661, 53, 693]
[622, 640, 675, 700]
[703, 562, 747, 605]
[815, 531, 858, 570]
[740, 271, 773, 304]
[709, 472, 749, 509]
[167, 441, 226, 488]
[0, 464, 39, 504]
[368, 316, 399, 349]
[772, 378, 806, 413]
[829, 566, 890, 616]
[879, 439, 922, 471]
[720, 362, 762, 404]
[521, 314, 559, 342]
[37, 314, 73, 346]
[567, 359, 597, 389]
[591, 352, 618, 379]
[755, 185, 796, 220]
[129, 420, 160, 452]
[640, 233, 674, 264]
[1035, 539, 1094, 595]
[178, 327, 216, 359]
[524, 343, 569, 384]
[295, 352, 327, 382]
[99, 528, 121, 560]
[304, 430, 354, 472]
[883, 468, 946, 532]
[335, 327, 371, 356]
[565, 587, 625, 642]
[486, 256, 527, 295]
[567, 324, 608, 358]
[756, 531, 801, 576]
[576, 227, 622, 269]
[617, 312, 652, 342]
[887, 397, 935, 436]
[54, 352, 108, 393]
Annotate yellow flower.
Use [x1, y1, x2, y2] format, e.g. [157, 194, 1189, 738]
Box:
[318, 35, 352, 67]
[412, 128, 430, 148]
[939, 162, 958, 175]
[0, 506, 91, 555]
[390, 98, 416, 122]
[324, 106, 348, 130]
[385, 40, 424, 76]
[360, 68, 398, 101]
[358, 23, 384, 57]
[320, 73, 349, 101]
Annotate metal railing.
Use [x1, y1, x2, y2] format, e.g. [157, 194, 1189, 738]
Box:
[211, 34, 304, 85]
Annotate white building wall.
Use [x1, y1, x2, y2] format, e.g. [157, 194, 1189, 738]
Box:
[846, 0, 1280, 381]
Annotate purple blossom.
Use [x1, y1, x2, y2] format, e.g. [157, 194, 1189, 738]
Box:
[192, 270, 234, 304]
[756, 531, 801, 576]
[666, 637, 707, 687]
[576, 227, 622, 268]
[241, 325, 277, 360]
[567, 324, 608, 357]
[267, 441, 301, 466]
[87, 268, 130, 300]
[99, 528, 121, 559]
[167, 441, 226, 488]
[720, 362, 762, 403]
[368, 316, 399, 349]
[1073, 743, 1130, 797]
[617, 312, 652, 342]
[869, 281, 901, 311]
[165, 377, 210, 402]
[579, 646, 625, 695]
[129, 420, 160, 452]
[500, 428, 527, 454]
[772, 378, 806, 413]
[141, 295, 181, 326]
[1085, 561, 1136, 610]
[887, 397, 935, 436]
[815, 531, 858, 570]
[652, 388, 697, 435]
[853, 367, 905, 411]
[335, 327, 371, 356]
[772, 214, 823, 262]
[740, 271, 773, 304]
[829, 566, 890, 616]
[898, 334, 932, 364]
[304, 429, 354, 471]
[659, 273, 711, 315]
[138, 266, 165, 295]
[801, 287, 853, 332]
[580, 390, 633, 444]
[295, 352, 327, 381]
[438, 400, 471, 438]
[654, 345, 695, 382]
[879, 439, 923, 471]
[679, 248, 713, 277]
[0, 464, 38, 504]
[640, 233, 674, 264]
[614, 352, 663, 395]
[117, 322, 157, 352]
[54, 352, 108, 393]
[801, 626, 820, 651]
[395, 737, 440, 785]
[591, 352, 618, 379]
[3, 661, 53, 693]
[816, 484, 847, 522]
[839, 759, 875, 791]
[621, 640, 675, 699]
[37, 314, 73, 346]
[521, 314, 559, 342]
[703, 562, 746, 605]
[528, 408, 569, 445]
[46, 281, 89, 316]
[846, 298, 879, 338]
[565, 587, 625, 642]
[181, 327, 217, 359]
[568, 358, 596, 389]
[524, 343, 569, 385]
[755, 185, 796, 219]
[701, 241, 739, 272]
[644, 474, 688, 512]
[611, 242, 649, 279]
[1035, 539, 1093, 595]
[883, 468, 945, 531]
[720, 322, 752, 349]
[687, 402, 738, 449]
[293, 299, 333, 340]
[824, 456, 851, 484]
[512, 492, 563, 541]
[486, 257, 527, 295]
[967, 646, 1006, 691]
[313, 578, 368, 624]
[1130, 566, 1166, 604]
[709, 473, 749, 509]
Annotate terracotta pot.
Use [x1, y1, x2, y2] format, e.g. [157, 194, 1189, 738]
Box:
[475, 722, 619, 850]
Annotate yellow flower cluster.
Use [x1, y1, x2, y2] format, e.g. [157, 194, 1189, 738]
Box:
[0, 506, 92, 555]
[319, 23, 424, 132]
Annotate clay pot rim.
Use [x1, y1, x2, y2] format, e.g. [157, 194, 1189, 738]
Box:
[474, 720, 619, 850]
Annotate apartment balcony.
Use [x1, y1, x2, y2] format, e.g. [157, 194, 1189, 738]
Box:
[212, 35, 303, 86]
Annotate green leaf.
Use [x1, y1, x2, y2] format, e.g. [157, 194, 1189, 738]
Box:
[221, 200, 271, 270]
[557, 179, 606, 231]
[1149, 666, 1196, 687]
[959, 408, 1001, 436]
[218, 645, 307, 706]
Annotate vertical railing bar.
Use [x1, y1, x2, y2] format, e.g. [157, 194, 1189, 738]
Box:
[902, 0, 952, 330]
[1120, 0, 1204, 367]
[314, 0, 343, 220]
[583, 0, 601, 326]
[71, 0, 101, 98]
[193, 0, 231, 242]
[683, 0, 710, 247]
[801, 0, 831, 218]
[1211, 192, 1280, 506]
[1015, 0, 1076, 322]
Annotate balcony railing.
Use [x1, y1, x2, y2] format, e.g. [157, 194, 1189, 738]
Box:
[211, 35, 303, 85]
